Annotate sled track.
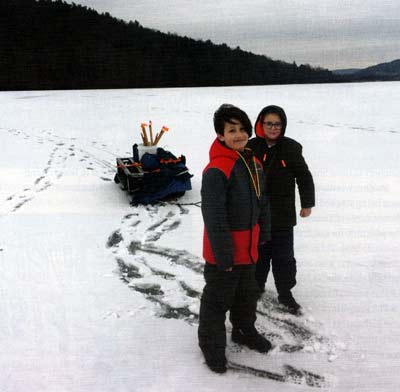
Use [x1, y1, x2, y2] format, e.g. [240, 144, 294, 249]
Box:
[107, 204, 342, 385]
[228, 361, 327, 387]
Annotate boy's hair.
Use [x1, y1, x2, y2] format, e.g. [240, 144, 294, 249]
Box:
[213, 104, 252, 137]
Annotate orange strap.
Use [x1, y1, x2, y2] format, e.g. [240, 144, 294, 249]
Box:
[117, 163, 161, 174]
[159, 158, 182, 164]
[117, 162, 141, 168]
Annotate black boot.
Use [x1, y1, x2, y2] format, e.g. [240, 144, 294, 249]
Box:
[231, 328, 272, 353]
[278, 292, 301, 315]
[200, 348, 227, 374]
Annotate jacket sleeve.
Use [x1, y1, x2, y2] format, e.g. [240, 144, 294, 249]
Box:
[292, 144, 315, 208]
[201, 168, 234, 270]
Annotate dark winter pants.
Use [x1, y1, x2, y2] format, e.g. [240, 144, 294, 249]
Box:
[198, 263, 260, 354]
[255, 228, 297, 295]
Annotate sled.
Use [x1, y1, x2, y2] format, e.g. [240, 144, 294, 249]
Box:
[114, 144, 192, 204]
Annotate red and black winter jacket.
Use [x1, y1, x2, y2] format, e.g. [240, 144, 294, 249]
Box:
[201, 138, 270, 270]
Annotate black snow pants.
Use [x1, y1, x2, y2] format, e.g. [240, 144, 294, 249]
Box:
[255, 228, 297, 295]
[198, 263, 260, 355]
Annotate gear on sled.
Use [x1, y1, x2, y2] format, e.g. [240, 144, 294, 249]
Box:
[114, 122, 193, 204]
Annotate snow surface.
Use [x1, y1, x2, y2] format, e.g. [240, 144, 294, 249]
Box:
[1, 82, 399, 392]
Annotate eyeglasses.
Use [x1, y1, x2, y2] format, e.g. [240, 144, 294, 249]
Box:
[263, 121, 282, 129]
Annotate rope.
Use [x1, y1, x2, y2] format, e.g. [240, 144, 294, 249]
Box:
[167, 201, 202, 208]
[236, 151, 261, 199]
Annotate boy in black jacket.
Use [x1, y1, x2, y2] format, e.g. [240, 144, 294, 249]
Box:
[247, 105, 315, 314]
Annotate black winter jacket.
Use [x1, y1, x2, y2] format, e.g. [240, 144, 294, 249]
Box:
[248, 107, 315, 230]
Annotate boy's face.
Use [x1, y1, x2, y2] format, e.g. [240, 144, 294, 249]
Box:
[217, 119, 249, 152]
[262, 113, 283, 143]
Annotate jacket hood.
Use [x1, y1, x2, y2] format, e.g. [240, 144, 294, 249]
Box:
[254, 105, 287, 139]
[208, 138, 239, 162]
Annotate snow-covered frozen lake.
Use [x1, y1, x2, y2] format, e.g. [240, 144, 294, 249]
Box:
[1, 82, 399, 391]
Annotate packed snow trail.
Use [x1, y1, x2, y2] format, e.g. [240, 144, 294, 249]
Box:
[106, 203, 344, 386]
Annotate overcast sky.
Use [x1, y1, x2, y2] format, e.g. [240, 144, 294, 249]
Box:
[71, 0, 400, 70]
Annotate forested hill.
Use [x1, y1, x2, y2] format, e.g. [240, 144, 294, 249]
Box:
[0, 0, 341, 90]
[352, 59, 400, 81]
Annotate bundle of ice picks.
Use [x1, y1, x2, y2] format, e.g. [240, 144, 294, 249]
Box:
[140, 121, 169, 146]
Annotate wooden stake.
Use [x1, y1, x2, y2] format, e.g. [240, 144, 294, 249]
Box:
[140, 123, 149, 146]
[149, 120, 154, 145]
[154, 126, 169, 145]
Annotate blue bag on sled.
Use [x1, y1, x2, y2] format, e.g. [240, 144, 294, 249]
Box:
[114, 145, 192, 204]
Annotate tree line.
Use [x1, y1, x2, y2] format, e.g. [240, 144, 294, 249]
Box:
[0, 0, 343, 91]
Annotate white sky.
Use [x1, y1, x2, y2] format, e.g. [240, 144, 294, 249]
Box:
[71, 0, 400, 69]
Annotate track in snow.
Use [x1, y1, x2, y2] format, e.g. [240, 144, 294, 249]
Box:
[106, 203, 344, 386]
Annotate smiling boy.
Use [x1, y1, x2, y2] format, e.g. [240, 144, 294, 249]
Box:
[198, 104, 271, 373]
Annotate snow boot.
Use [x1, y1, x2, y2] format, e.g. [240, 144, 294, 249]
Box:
[201, 348, 227, 374]
[231, 327, 272, 353]
[278, 292, 301, 315]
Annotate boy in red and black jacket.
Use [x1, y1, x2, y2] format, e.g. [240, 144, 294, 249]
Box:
[198, 104, 271, 374]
